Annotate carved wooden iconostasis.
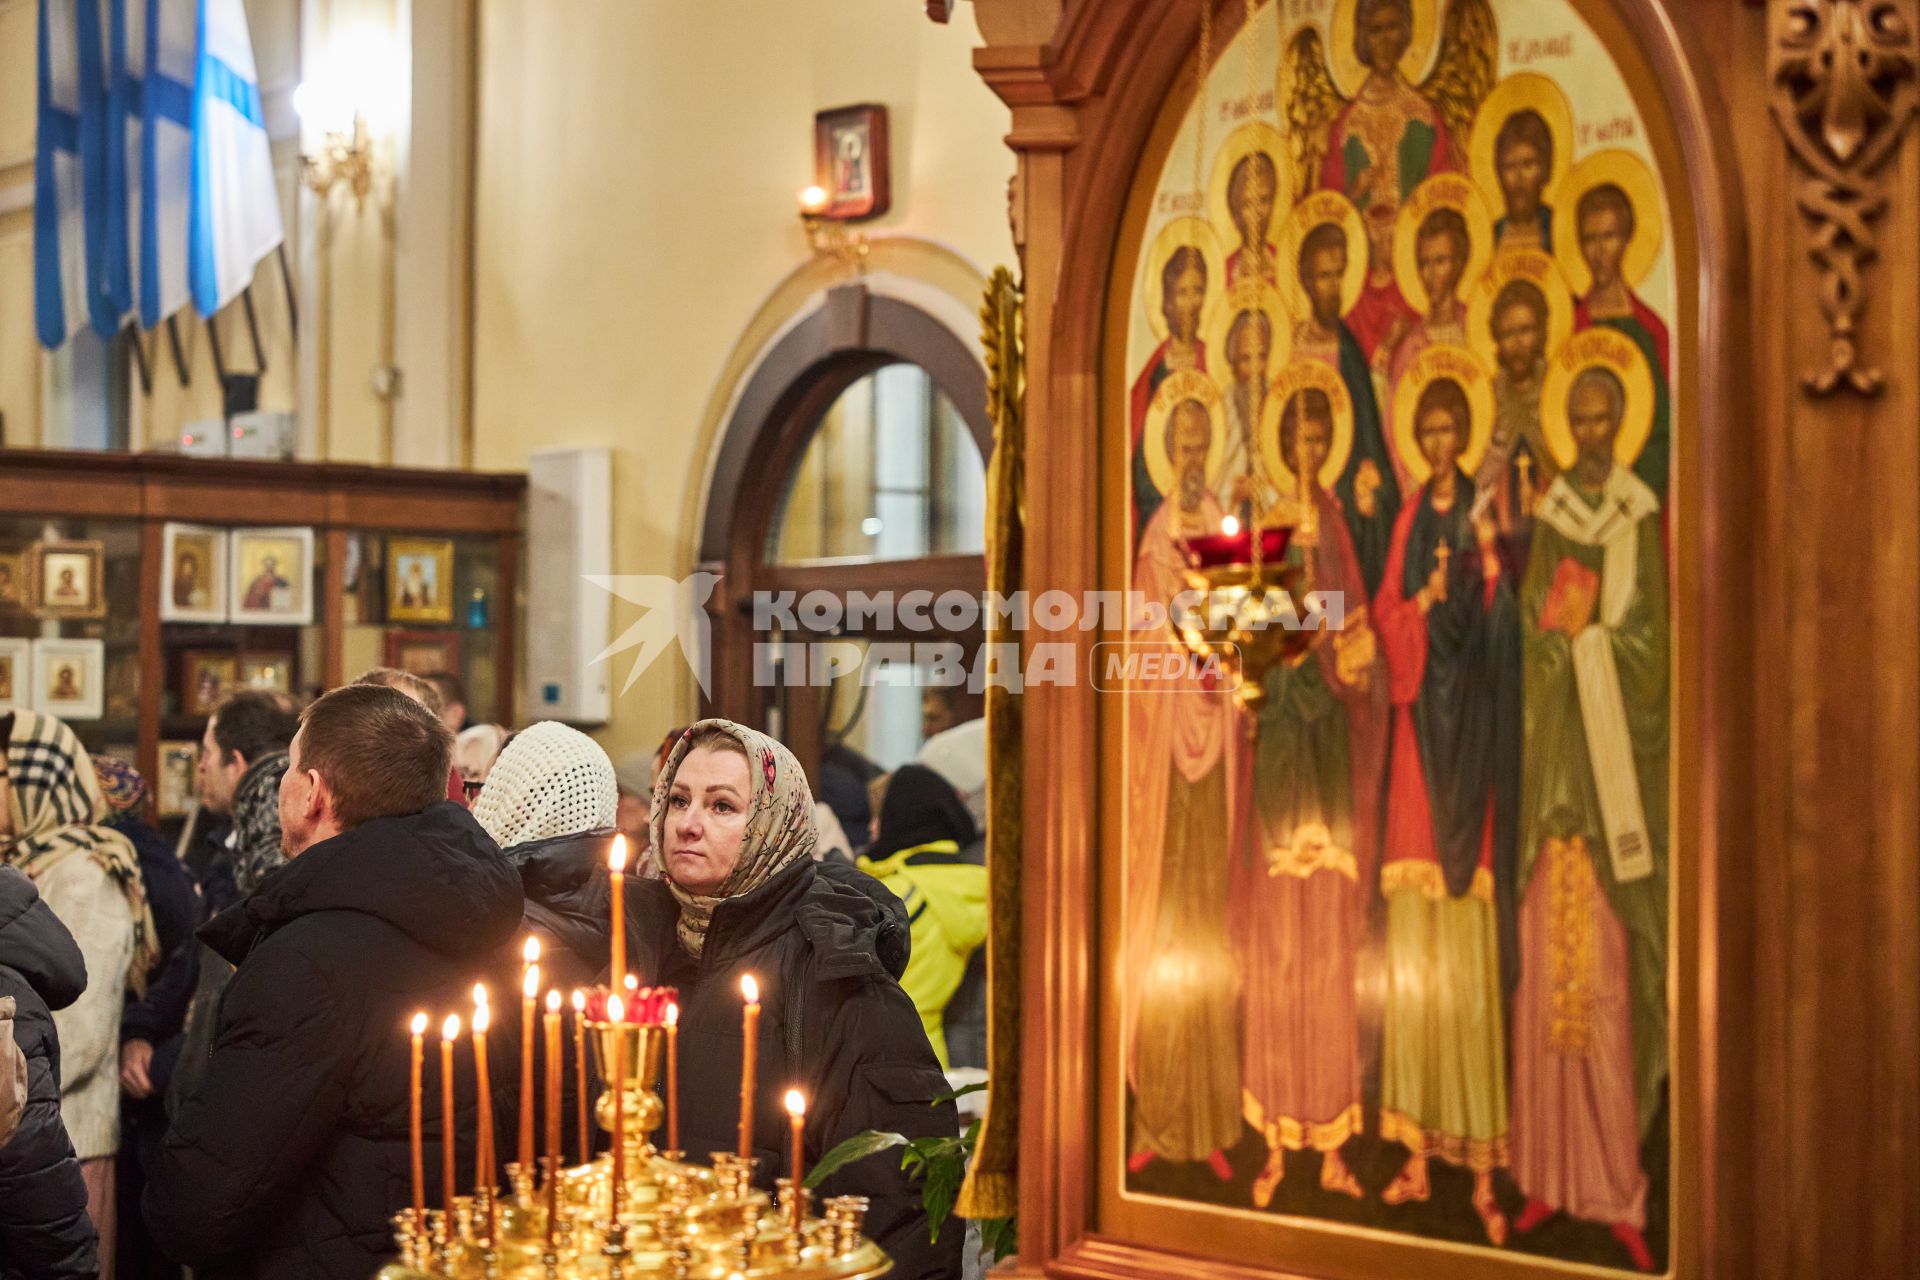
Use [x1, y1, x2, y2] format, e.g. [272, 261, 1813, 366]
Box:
[965, 0, 1920, 1278]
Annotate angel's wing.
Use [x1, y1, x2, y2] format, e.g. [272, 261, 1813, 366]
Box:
[1281, 25, 1345, 199]
[1418, 0, 1498, 143]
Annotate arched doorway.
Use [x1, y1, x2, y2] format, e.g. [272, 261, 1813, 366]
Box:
[698, 283, 992, 799]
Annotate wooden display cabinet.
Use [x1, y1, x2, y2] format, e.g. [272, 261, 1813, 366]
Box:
[0, 449, 524, 802]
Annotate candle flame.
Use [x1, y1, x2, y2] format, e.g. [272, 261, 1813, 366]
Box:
[472, 982, 488, 1007]
[609, 833, 628, 874]
[571, 989, 586, 1012]
[784, 1089, 806, 1117]
[1221, 514, 1240, 536]
[522, 965, 541, 999]
[473, 1002, 490, 1033]
[606, 993, 625, 1023]
[410, 1011, 429, 1036]
[799, 185, 827, 212]
[624, 974, 638, 991]
[522, 935, 540, 964]
[665, 1001, 679, 1027]
[442, 1013, 461, 1041]
[740, 974, 759, 1004]
[545, 989, 562, 1013]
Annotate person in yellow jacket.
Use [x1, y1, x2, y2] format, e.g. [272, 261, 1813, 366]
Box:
[858, 765, 988, 1069]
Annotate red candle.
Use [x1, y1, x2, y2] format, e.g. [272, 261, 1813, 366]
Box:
[607, 994, 627, 1223]
[544, 990, 562, 1248]
[665, 1001, 680, 1152]
[784, 1089, 807, 1233]
[519, 942, 540, 1178]
[440, 1015, 461, 1218]
[608, 835, 628, 989]
[408, 1013, 428, 1224]
[1184, 523, 1291, 570]
[570, 990, 588, 1163]
[738, 975, 760, 1159]
[471, 990, 495, 1246]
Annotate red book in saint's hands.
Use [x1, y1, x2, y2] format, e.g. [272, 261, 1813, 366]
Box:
[1538, 557, 1600, 634]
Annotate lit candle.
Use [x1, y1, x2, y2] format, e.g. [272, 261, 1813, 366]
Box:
[664, 1001, 680, 1153]
[784, 1089, 807, 1233]
[544, 989, 562, 1249]
[607, 994, 627, 1223]
[471, 989, 496, 1247]
[738, 975, 761, 1159]
[608, 834, 628, 989]
[571, 990, 588, 1163]
[519, 943, 541, 1178]
[799, 184, 828, 215]
[409, 1012, 428, 1224]
[440, 1014, 461, 1219]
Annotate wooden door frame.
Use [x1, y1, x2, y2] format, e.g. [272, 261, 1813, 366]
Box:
[697, 284, 994, 746]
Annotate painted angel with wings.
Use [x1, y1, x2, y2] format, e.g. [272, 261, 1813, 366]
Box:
[1283, 0, 1496, 356]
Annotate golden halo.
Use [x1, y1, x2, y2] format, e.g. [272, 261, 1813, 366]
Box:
[1143, 217, 1228, 343]
[1552, 149, 1665, 295]
[1203, 282, 1293, 392]
[1328, 0, 1441, 101]
[1468, 73, 1575, 228]
[1209, 123, 1292, 285]
[1392, 344, 1496, 485]
[1143, 371, 1229, 498]
[1258, 359, 1356, 494]
[1278, 190, 1368, 320]
[1465, 248, 1575, 375]
[1392, 172, 1495, 316]
[1539, 327, 1657, 470]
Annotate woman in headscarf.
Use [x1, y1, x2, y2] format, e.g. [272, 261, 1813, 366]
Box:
[168, 744, 289, 1119]
[857, 765, 987, 1071]
[1, 712, 156, 1277]
[624, 721, 963, 1280]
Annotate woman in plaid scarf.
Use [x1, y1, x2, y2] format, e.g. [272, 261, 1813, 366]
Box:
[1, 711, 156, 1277]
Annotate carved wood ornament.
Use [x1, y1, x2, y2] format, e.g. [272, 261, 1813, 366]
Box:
[1770, 0, 1919, 395]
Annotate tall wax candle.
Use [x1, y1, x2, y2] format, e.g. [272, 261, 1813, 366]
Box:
[664, 1001, 680, 1153]
[440, 1014, 461, 1218]
[408, 1012, 428, 1224]
[607, 994, 627, 1223]
[784, 1089, 807, 1233]
[571, 990, 588, 1162]
[544, 990, 562, 1248]
[738, 975, 760, 1159]
[519, 943, 540, 1176]
[471, 991, 495, 1246]
[607, 834, 628, 989]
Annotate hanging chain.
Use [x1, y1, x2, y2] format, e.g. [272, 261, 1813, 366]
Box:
[1193, 0, 1211, 210]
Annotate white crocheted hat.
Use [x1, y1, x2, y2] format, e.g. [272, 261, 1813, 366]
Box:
[472, 721, 619, 850]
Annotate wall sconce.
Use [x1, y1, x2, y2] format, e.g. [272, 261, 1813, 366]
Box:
[798, 185, 870, 271]
[292, 57, 395, 210]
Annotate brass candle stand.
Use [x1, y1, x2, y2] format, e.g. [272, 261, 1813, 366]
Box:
[377, 1010, 891, 1280]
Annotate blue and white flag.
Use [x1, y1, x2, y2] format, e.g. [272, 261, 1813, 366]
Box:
[137, 0, 197, 328]
[188, 0, 281, 318]
[35, 0, 114, 345]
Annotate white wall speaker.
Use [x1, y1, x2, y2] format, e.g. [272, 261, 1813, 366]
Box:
[525, 447, 612, 725]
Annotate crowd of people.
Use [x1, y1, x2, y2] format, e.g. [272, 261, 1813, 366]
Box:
[0, 671, 990, 1280]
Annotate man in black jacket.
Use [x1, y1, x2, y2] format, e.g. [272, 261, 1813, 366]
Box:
[145, 685, 525, 1280]
[0, 864, 97, 1278]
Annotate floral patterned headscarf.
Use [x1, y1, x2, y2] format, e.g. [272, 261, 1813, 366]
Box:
[648, 719, 817, 957]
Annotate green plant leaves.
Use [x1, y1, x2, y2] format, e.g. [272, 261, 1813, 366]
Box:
[804, 1129, 908, 1189]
